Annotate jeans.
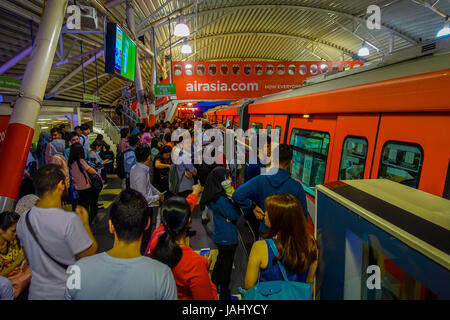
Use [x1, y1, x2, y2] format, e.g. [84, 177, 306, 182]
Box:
[212, 244, 237, 300]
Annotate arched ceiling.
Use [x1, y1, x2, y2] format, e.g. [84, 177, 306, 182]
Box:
[0, 0, 449, 105]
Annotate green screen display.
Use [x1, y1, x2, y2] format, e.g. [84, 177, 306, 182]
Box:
[114, 26, 136, 82]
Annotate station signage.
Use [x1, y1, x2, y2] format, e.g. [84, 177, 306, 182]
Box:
[0, 76, 21, 91]
[82, 93, 101, 103]
[171, 60, 363, 100]
[154, 83, 176, 97]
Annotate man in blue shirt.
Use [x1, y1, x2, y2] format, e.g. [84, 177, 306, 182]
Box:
[232, 144, 308, 236]
[80, 124, 91, 153]
[124, 135, 139, 189]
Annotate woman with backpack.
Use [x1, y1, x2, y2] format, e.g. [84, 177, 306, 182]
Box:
[200, 167, 240, 300]
[243, 194, 318, 298]
[68, 143, 99, 225]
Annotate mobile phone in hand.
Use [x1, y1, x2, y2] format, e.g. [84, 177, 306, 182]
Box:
[200, 248, 210, 258]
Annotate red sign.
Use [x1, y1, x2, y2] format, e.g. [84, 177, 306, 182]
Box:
[172, 61, 363, 100]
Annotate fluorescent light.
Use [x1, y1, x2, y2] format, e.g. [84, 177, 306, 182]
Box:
[41, 126, 49, 129]
[38, 118, 51, 121]
[181, 42, 192, 54]
[174, 22, 190, 37]
[437, 20, 450, 38]
[357, 43, 370, 57]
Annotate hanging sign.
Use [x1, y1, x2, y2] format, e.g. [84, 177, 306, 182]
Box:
[154, 83, 176, 97]
[0, 76, 21, 91]
[171, 61, 363, 100]
[83, 93, 101, 103]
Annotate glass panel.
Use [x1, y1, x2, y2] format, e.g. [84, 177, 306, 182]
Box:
[379, 142, 423, 189]
[226, 116, 231, 128]
[290, 129, 330, 196]
[339, 136, 368, 180]
[299, 64, 308, 75]
[275, 126, 281, 142]
[310, 64, 318, 75]
[320, 64, 329, 74]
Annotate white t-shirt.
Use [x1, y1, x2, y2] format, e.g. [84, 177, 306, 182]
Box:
[16, 207, 93, 300]
[64, 253, 178, 300]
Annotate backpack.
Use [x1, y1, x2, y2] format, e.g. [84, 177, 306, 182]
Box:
[116, 148, 134, 179]
[239, 239, 313, 300]
[168, 164, 185, 194]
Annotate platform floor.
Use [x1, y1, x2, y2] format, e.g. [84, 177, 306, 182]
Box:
[91, 174, 255, 298]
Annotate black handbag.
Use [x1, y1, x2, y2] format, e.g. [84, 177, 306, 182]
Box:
[88, 172, 103, 191]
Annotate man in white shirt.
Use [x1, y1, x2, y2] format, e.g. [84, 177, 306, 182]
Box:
[16, 164, 98, 300]
[130, 144, 164, 249]
[64, 189, 177, 300]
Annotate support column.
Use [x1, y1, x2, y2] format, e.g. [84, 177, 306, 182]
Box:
[0, 0, 68, 211]
[126, 0, 147, 124]
[148, 26, 158, 126]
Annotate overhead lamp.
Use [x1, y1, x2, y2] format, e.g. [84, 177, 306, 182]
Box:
[181, 40, 192, 54]
[174, 19, 190, 37]
[437, 19, 450, 38]
[357, 42, 370, 57]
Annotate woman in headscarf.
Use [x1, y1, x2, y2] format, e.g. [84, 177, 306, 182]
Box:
[200, 167, 240, 300]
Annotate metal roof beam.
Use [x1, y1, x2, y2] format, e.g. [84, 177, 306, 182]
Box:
[147, 4, 419, 45]
[161, 32, 357, 59]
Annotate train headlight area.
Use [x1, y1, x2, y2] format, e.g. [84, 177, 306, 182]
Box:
[0, 0, 449, 303]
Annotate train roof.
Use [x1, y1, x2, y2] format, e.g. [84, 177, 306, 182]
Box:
[249, 37, 450, 115]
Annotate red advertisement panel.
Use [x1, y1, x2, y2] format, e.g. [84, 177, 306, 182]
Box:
[172, 61, 363, 100]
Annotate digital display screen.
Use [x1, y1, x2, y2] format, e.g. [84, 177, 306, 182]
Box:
[105, 23, 136, 82]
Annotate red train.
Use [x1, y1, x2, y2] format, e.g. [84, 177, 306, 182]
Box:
[205, 38, 450, 217]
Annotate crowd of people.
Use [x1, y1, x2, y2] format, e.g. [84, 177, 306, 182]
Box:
[0, 117, 318, 301]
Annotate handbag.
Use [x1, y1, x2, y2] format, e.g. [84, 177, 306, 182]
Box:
[88, 172, 103, 191]
[239, 239, 313, 300]
[68, 171, 79, 202]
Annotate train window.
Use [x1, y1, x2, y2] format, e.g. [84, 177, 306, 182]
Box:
[208, 64, 217, 76]
[266, 125, 272, 138]
[320, 64, 329, 74]
[343, 64, 351, 71]
[266, 65, 274, 75]
[378, 141, 423, 189]
[251, 122, 263, 134]
[255, 64, 263, 75]
[277, 64, 285, 75]
[331, 64, 340, 72]
[220, 64, 229, 76]
[339, 136, 368, 180]
[310, 64, 318, 75]
[288, 65, 296, 75]
[226, 116, 231, 128]
[244, 64, 251, 75]
[173, 64, 182, 76]
[196, 64, 206, 76]
[299, 64, 308, 75]
[185, 64, 193, 76]
[275, 126, 281, 142]
[290, 129, 330, 196]
[232, 64, 240, 76]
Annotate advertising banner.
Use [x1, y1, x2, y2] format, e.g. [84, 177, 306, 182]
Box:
[172, 60, 363, 100]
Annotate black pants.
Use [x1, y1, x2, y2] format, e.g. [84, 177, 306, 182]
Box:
[77, 188, 99, 225]
[140, 207, 158, 255]
[212, 244, 237, 300]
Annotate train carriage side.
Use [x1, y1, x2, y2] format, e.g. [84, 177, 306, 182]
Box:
[247, 50, 450, 218]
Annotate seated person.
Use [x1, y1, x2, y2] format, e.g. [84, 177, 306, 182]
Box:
[65, 189, 178, 300]
[0, 211, 31, 298]
[152, 196, 217, 300]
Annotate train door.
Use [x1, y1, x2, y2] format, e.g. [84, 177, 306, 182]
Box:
[370, 112, 450, 198]
[328, 114, 380, 182]
[286, 114, 337, 225]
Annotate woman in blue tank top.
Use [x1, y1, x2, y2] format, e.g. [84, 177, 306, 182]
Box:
[244, 194, 318, 290]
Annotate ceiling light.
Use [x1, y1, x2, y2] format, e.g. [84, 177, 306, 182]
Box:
[181, 41, 192, 54]
[437, 20, 450, 38]
[174, 19, 190, 37]
[357, 43, 370, 57]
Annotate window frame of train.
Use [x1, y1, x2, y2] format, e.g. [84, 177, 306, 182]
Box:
[338, 135, 369, 181]
[250, 122, 263, 134]
[377, 140, 424, 189]
[266, 124, 272, 138]
[289, 128, 330, 197]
